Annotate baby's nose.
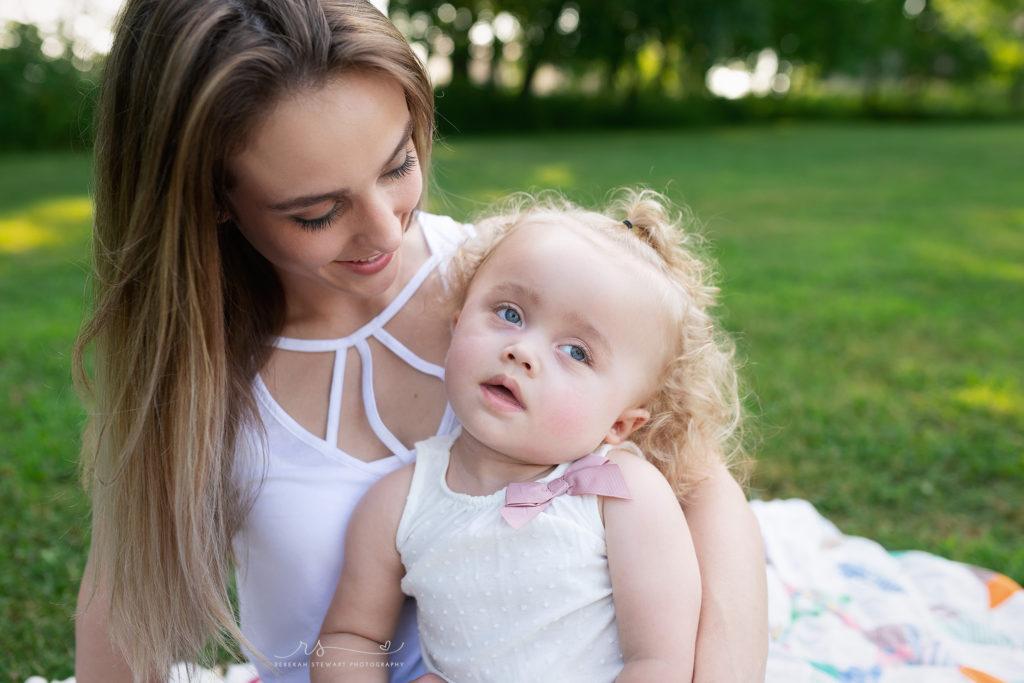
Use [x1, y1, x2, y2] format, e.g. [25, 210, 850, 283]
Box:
[505, 349, 532, 371]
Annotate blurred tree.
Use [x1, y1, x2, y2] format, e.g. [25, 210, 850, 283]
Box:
[564, 0, 772, 98]
[503, 0, 571, 99]
[392, 0, 1018, 107]
[658, 0, 771, 95]
[393, 0, 577, 97]
[0, 22, 101, 150]
[932, 0, 1024, 108]
[393, 1, 478, 87]
[770, 0, 991, 104]
[394, 0, 777, 97]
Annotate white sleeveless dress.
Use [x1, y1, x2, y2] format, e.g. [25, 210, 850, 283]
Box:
[396, 431, 639, 682]
[231, 213, 474, 683]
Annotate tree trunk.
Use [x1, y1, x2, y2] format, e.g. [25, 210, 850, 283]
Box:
[450, 34, 471, 86]
[487, 38, 503, 91]
[1010, 67, 1024, 112]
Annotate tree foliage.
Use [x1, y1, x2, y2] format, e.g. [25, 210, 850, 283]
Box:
[0, 23, 100, 150]
[1, 2, 1022, 149]
[391, 0, 1023, 104]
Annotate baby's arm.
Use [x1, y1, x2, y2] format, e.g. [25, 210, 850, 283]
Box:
[310, 465, 414, 683]
[603, 450, 702, 682]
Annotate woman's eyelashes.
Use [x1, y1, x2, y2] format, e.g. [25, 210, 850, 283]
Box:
[384, 148, 417, 180]
[290, 149, 418, 231]
[293, 204, 340, 231]
[493, 304, 593, 366]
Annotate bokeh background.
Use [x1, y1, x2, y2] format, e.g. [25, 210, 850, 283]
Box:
[1, 0, 1022, 678]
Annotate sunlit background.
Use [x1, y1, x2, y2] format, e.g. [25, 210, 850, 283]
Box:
[2, 0, 1024, 148]
[1, 0, 1022, 679]
[0, 0, 117, 58]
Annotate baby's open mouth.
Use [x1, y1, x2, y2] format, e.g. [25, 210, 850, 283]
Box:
[482, 382, 523, 408]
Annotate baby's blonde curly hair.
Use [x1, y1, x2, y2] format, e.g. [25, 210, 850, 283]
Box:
[443, 188, 745, 499]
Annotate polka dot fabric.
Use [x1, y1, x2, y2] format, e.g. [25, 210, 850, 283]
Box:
[396, 431, 636, 682]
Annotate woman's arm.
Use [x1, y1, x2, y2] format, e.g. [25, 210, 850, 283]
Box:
[604, 450, 702, 681]
[686, 463, 768, 682]
[311, 465, 414, 683]
[75, 541, 163, 683]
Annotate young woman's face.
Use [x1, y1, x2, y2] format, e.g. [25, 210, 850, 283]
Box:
[226, 71, 423, 302]
[445, 220, 673, 464]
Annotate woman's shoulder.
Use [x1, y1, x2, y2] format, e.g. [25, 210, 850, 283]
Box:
[418, 211, 476, 257]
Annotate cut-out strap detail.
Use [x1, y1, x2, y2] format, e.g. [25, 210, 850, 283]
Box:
[324, 348, 348, 447]
[375, 328, 445, 380]
[270, 251, 442, 353]
[356, 340, 414, 462]
[257, 214, 474, 464]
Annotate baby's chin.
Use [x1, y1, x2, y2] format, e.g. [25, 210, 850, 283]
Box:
[458, 422, 602, 467]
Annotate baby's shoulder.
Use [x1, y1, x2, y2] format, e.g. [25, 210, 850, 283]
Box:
[378, 460, 417, 490]
[604, 446, 671, 492]
[358, 462, 416, 525]
[599, 446, 678, 525]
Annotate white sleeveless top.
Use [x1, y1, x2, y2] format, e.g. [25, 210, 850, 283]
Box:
[231, 213, 474, 683]
[397, 431, 636, 683]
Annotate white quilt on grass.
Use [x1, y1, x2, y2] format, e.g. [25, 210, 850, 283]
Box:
[29, 499, 1024, 683]
[754, 498, 1024, 683]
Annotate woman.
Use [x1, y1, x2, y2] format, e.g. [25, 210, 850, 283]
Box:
[73, 1, 767, 681]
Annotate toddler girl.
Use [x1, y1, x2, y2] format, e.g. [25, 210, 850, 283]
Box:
[310, 189, 742, 682]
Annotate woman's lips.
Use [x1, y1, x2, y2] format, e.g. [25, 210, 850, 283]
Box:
[337, 251, 394, 275]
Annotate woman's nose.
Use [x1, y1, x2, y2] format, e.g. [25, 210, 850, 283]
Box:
[357, 189, 404, 251]
[503, 342, 537, 375]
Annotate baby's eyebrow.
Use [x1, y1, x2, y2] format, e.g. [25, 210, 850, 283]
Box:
[565, 311, 612, 358]
[489, 282, 541, 305]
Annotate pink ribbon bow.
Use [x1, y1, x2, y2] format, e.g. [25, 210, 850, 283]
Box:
[500, 452, 632, 529]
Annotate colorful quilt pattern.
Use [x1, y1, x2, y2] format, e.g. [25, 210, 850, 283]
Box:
[754, 499, 1024, 683]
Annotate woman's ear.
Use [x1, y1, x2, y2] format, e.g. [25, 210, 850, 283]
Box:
[604, 408, 651, 445]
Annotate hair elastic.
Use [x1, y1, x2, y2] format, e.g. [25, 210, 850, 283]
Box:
[622, 219, 633, 230]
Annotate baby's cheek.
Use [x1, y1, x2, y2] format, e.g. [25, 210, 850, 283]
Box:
[444, 336, 479, 396]
[538, 393, 590, 437]
[445, 330, 482, 373]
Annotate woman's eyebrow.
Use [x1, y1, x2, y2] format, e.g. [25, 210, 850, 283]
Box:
[268, 120, 414, 212]
[268, 189, 349, 212]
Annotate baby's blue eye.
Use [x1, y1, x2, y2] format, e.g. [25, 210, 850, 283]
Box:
[559, 344, 590, 364]
[496, 305, 522, 325]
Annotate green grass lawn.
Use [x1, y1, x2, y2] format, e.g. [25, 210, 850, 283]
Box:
[2, 123, 1022, 679]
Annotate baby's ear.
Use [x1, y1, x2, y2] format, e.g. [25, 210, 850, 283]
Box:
[604, 408, 650, 445]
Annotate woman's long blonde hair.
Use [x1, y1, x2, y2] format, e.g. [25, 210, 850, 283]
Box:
[73, 0, 433, 677]
[444, 189, 745, 499]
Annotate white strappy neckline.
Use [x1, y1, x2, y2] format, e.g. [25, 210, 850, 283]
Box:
[253, 215, 460, 470]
